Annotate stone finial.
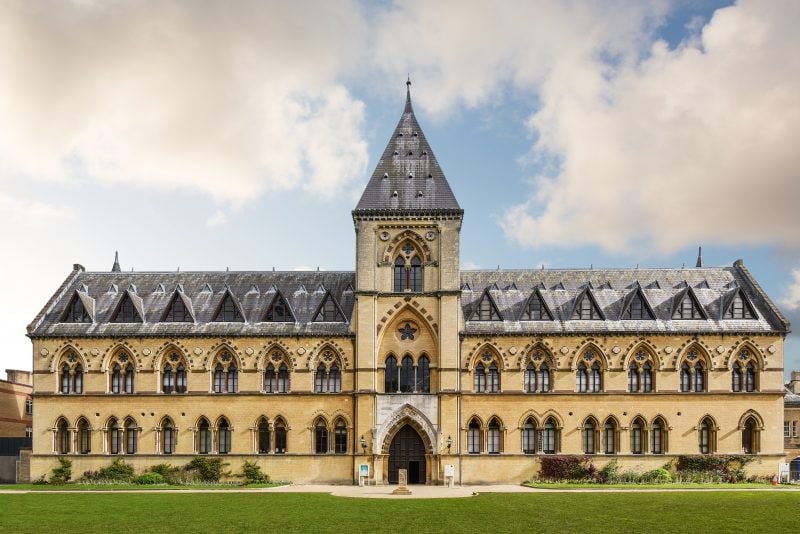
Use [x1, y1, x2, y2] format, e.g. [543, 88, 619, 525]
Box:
[696, 246, 703, 268]
[111, 251, 121, 272]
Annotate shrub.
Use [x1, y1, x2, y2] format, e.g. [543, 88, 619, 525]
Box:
[81, 470, 100, 481]
[241, 461, 270, 484]
[676, 455, 753, 483]
[185, 457, 226, 482]
[149, 463, 181, 484]
[598, 459, 618, 483]
[538, 456, 590, 481]
[98, 458, 135, 482]
[642, 468, 672, 483]
[32, 474, 48, 485]
[50, 458, 72, 484]
[135, 472, 165, 485]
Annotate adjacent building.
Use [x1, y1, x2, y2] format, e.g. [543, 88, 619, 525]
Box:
[0, 370, 33, 482]
[27, 83, 789, 484]
[785, 371, 800, 480]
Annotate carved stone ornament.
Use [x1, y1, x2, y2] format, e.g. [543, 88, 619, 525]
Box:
[509, 347, 517, 355]
[142, 348, 151, 356]
[91, 348, 99, 356]
[716, 345, 725, 354]
[245, 347, 254, 356]
[768, 345, 776, 354]
[664, 346, 673, 354]
[425, 231, 436, 241]
[193, 348, 203, 355]
[297, 347, 306, 355]
[560, 346, 569, 354]
[612, 346, 621, 354]
[379, 231, 390, 241]
[39, 348, 49, 357]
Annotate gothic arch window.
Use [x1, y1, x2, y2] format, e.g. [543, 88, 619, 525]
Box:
[474, 349, 501, 393]
[679, 349, 707, 393]
[161, 352, 188, 394]
[487, 418, 502, 454]
[474, 363, 487, 392]
[417, 355, 430, 393]
[393, 241, 424, 292]
[329, 363, 342, 393]
[694, 361, 706, 392]
[741, 415, 760, 454]
[263, 351, 291, 393]
[197, 418, 211, 455]
[212, 350, 238, 394]
[110, 351, 135, 394]
[577, 350, 602, 393]
[385, 356, 398, 393]
[467, 419, 481, 454]
[162, 418, 176, 455]
[627, 349, 655, 393]
[315, 363, 327, 393]
[274, 418, 288, 454]
[277, 364, 290, 393]
[524, 350, 552, 393]
[59, 353, 84, 394]
[603, 418, 618, 455]
[56, 418, 70, 454]
[521, 418, 537, 454]
[314, 419, 328, 454]
[334, 419, 348, 454]
[630, 417, 645, 455]
[651, 417, 668, 454]
[108, 418, 122, 455]
[583, 418, 598, 454]
[77, 418, 91, 454]
[542, 417, 558, 454]
[217, 418, 231, 454]
[124, 418, 138, 454]
[257, 417, 270, 454]
[400, 355, 414, 392]
[524, 363, 536, 393]
[732, 349, 758, 392]
[698, 416, 716, 454]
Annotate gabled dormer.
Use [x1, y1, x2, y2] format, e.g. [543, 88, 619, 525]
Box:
[671, 287, 706, 320]
[469, 289, 502, 321]
[313, 292, 346, 322]
[162, 290, 194, 323]
[60, 289, 94, 323]
[111, 290, 144, 323]
[570, 288, 604, 320]
[721, 287, 757, 320]
[264, 291, 295, 322]
[619, 284, 655, 320]
[520, 288, 553, 321]
[212, 289, 245, 323]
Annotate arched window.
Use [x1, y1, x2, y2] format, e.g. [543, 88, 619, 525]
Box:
[745, 362, 756, 392]
[400, 356, 414, 393]
[70, 365, 83, 394]
[474, 363, 487, 393]
[524, 363, 536, 393]
[162, 419, 176, 455]
[163, 364, 174, 394]
[583, 420, 597, 454]
[642, 362, 652, 392]
[125, 418, 137, 454]
[576, 363, 588, 392]
[393, 250, 424, 292]
[61, 364, 71, 394]
[277, 364, 290, 393]
[628, 363, 639, 392]
[488, 419, 501, 454]
[417, 356, 430, 393]
[694, 362, 705, 392]
[77, 419, 91, 454]
[163, 354, 188, 394]
[334, 419, 347, 454]
[218, 419, 231, 454]
[274, 419, 287, 454]
[542, 418, 557, 454]
[227, 364, 238, 393]
[197, 419, 211, 454]
[212, 352, 237, 393]
[630, 418, 644, 455]
[393, 256, 405, 292]
[315, 363, 327, 393]
[385, 356, 398, 393]
[488, 362, 500, 393]
[315, 420, 328, 454]
[699, 417, 715, 454]
[176, 363, 187, 393]
[329, 363, 342, 393]
[124, 364, 134, 393]
[257, 418, 270, 454]
[409, 256, 423, 292]
[467, 419, 481, 454]
[56, 418, 70, 454]
[590, 362, 601, 392]
[539, 363, 550, 393]
[522, 419, 536, 454]
[651, 417, 667, 454]
[111, 363, 122, 394]
[680, 362, 691, 392]
[603, 419, 617, 454]
[109, 418, 122, 455]
[742, 416, 759, 454]
[732, 362, 742, 392]
[264, 364, 276, 393]
[214, 363, 225, 393]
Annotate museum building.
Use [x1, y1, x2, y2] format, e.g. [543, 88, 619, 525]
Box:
[27, 83, 789, 484]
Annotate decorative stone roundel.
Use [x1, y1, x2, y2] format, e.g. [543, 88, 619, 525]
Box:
[245, 347, 254, 356]
[297, 347, 306, 355]
[612, 346, 621, 354]
[664, 346, 673, 354]
[716, 345, 725, 354]
[193, 348, 203, 355]
[687, 350, 698, 361]
[379, 231, 390, 241]
[481, 351, 493, 362]
[768, 345, 776, 354]
[583, 350, 595, 361]
[738, 349, 750, 361]
[508, 347, 517, 355]
[40, 348, 49, 357]
[560, 346, 569, 354]
[425, 231, 436, 241]
[142, 348, 151, 356]
[532, 351, 543, 361]
[635, 351, 646, 362]
[91, 348, 99, 356]
[169, 354, 180, 363]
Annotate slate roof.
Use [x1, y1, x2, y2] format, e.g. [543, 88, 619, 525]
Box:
[353, 81, 462, 215]
[786, 387, 800, 406]
[460, 261, 789, 335]
[28, 269, 355, 337]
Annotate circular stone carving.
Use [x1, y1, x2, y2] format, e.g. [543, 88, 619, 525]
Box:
[560, 346, 569, 355]
[425, 231, 436, 241]
[768, 345, 776, 354]
[664, 346, 673, 354]
[245, 347, 254, 356]
[612, 346, 621, 354]
[90, 348, 99, 356]
[193, 348, 203, 355]
[509, 347, 517, 355]
[297, 347, 306, 355]
[142, 348, 151, 356]
[40, 348, 49, 357]
[716, 345, 725, 354]
[379, 231, 390, 241]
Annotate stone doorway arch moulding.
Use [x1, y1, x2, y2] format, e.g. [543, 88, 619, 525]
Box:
[376, 403, 439, 456]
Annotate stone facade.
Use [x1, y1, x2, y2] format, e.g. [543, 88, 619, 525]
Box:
[27, 86, 789, 484]
[0, 370, 32, 438]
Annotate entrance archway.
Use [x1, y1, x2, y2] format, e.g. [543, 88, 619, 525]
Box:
[388, 425, 426, 484]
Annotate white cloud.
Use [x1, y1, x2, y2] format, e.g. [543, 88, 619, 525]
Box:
[500, 1, 800, 253]
[0, 1, 369, 205]
[781, 269, 800, 311]
[0, 192, 75, 225]
[205, 209, 227, 228]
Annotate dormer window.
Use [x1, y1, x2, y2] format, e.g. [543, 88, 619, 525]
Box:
[63, 294, 90, 323]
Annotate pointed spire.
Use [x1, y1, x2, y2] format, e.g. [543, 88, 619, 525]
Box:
[696, 246, 703, 268]
[405, 75, 413, 113]
[111, 251, 121, 272]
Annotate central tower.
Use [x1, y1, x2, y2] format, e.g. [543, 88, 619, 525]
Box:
[351, 81, 463, 483]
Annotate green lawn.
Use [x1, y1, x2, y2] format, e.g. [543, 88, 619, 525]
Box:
[1, 491, 798, 533]
[0, 482, 285, 491]
[523, 481, 785, 490]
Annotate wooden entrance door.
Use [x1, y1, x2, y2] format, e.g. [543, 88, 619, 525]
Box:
[388, 425, 426, 484]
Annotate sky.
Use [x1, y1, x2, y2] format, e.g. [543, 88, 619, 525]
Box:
[1, 0, 799, 376]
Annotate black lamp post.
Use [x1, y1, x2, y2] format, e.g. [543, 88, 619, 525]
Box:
[360, 435, 367, 453]
[446, 435, 452, 451]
